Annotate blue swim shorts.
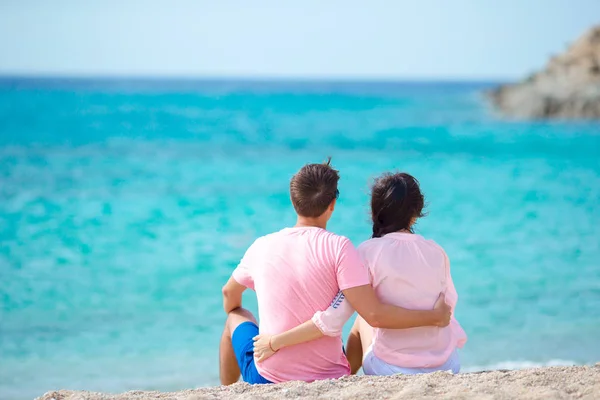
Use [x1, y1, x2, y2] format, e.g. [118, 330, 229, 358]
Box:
[231, 321, 272, 384]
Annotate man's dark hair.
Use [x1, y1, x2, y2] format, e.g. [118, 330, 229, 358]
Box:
[290, 158, 340, 218]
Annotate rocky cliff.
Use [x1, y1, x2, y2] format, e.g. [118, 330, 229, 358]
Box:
[488, 26, 600, 119]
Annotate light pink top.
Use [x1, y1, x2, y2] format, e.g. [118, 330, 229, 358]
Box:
[232, 227, 370, 383]
[312, 232, 467, 368]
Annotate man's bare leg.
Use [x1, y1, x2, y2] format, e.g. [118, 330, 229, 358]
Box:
[219, 307, 258, 385]
[346, 316, 375, 374]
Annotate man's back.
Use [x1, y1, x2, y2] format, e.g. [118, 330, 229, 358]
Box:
[232, 226, 368, 382]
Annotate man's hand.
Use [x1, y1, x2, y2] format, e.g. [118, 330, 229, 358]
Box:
[433, 293, 452, 327]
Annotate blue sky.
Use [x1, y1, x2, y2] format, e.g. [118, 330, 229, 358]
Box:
[0, 0, 598, 79]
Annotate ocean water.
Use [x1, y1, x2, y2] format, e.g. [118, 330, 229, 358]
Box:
[0, 78, 599, 400]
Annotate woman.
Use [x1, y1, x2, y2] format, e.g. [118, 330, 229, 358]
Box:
[253, 172, 467, 375]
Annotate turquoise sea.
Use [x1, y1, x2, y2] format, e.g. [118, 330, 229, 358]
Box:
[1, 78, 599, 400]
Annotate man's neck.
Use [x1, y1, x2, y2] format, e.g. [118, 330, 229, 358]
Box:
[295, 217, 327, 230]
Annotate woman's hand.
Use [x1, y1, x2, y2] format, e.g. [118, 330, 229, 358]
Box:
[253, 334, 277, 362]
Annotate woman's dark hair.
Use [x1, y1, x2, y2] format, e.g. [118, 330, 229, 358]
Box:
[371, 172, 426, 238]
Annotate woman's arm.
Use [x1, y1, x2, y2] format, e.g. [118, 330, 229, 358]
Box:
[253, 292, 355, 362]
[253, 320, 325, 361]
[443, 251, 468, 348]
[443, 251, 458, 307]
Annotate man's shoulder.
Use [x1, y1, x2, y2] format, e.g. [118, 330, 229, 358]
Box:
[320, 230, 356, 249]
[247, 231, 280, 248]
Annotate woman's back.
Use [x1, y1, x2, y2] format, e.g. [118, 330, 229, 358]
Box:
[359, 232, 466, 368]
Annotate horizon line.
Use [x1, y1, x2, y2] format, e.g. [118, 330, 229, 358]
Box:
[0, 73, 513, 84]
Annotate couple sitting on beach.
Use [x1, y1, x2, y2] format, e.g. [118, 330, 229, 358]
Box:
[219, 160, 466, 385]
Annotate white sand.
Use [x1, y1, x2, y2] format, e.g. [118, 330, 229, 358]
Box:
[38, 365, 600, 400]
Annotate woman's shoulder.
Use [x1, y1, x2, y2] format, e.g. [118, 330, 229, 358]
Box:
[357, 237, 400, 261]
[416, 236, 448, 259]
[355, 237, 381, 258]
[358, 234, 448, 259]
[357, 237, 383, 251]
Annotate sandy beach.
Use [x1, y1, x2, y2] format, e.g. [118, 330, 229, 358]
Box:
[38, 365, 600, 400]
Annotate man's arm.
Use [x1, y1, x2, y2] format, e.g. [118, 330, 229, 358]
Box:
[342, 284, 451, 329]
[222, 276, 247, 313]
[336, 239, 450, 329]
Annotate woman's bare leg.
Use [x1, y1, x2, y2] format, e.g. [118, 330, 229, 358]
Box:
[346, 316, 374, 374]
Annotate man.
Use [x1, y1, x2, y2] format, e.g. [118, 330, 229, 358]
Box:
[220, 159, 451, 385]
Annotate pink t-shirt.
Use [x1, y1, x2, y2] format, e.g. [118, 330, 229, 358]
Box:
[313, 232, 467, 368]
[232, 226, 369, 383]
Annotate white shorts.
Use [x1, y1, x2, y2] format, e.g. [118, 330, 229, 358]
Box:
[362, 346, 460, 376]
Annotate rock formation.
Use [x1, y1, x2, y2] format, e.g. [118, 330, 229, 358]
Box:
[488, 25, 600, 119]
